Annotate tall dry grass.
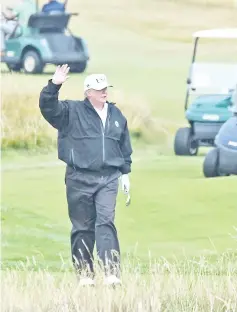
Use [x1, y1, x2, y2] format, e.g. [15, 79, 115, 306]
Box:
[1, 247, 237, 312]
[1, 77, 177, 150]
[1, 93, 56, 150]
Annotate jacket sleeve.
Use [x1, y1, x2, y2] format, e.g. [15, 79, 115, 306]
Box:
[39, 79, 69, 130]
[119, 120, 133, 174]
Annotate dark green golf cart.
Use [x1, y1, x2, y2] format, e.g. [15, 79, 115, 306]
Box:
[1, 12, 89, 74]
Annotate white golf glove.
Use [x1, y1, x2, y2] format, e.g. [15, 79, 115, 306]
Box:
[120, 174, 130, 194]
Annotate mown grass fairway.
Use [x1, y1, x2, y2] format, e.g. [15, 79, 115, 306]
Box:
[1, 150, 237, 311]
[2, 149, 236, 270]
[1, 0, 237, 311]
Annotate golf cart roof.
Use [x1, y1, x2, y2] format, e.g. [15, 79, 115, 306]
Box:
[193, 28, 237, 39]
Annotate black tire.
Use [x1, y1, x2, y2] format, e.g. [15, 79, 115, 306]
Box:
[22, 50, 44, 74]
[203, 148, 220, 178]
[7, 63, 22, 72]
[69, 61, 87, 73]
[174, 127, 198, 156]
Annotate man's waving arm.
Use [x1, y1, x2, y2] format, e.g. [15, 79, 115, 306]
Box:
[39, 65, 70, 130]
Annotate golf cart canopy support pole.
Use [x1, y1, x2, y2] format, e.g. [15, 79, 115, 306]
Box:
[185, 37, 199, 111]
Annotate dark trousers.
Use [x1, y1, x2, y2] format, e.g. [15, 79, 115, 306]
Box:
[65, 166, 121, 277]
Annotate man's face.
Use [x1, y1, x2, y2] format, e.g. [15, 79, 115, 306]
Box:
[87, 88, 108, 104]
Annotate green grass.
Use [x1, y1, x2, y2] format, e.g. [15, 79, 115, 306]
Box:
[1, 1, 237, 310]
[2, 149, 236, 271]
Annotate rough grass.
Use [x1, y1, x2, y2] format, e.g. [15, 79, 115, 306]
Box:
[1, 246, 237, 312]
[2, 152, 237, 269]
[1, 93, 56, 149]
[1, 81, 177, 150]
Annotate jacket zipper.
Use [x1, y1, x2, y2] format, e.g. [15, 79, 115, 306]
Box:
[100, 113, 110, 164]
[107, 113, 111, 134]
[84, 103, 111, 165]
[70, 148, 75, 169]
[100, 121, 105, 163]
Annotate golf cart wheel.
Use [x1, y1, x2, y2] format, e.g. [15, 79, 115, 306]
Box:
[69, 61, 87, 73]
[174, 127, 198, 156]
[7, 63, 22, 72]
[203, 148, 220, 178]
[22, 50, 44, 74]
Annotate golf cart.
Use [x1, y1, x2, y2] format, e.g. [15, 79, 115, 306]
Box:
[1, 12, 89, 74]
[174, 28, 237, 156]
[203, 87, 237, 178]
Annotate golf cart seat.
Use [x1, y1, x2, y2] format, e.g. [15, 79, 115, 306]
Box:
[27, 12, 73, 33]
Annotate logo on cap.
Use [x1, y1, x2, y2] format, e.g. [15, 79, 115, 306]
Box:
[115, 121, 119, 127]
[84, 74, 112, 91]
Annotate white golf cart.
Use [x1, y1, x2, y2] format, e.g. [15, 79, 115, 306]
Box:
[174, 28, 237, 156]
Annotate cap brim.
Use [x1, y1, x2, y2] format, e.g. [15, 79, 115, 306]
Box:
[93, 85, 113, 90]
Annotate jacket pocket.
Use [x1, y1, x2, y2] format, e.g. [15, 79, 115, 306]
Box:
[105, 137, 124, 167]
[69, 137, 103, 170]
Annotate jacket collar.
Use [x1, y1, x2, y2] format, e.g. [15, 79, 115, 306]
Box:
[84, 97, 113, 113]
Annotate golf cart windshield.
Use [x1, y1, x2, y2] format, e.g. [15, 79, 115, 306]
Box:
[189, 63, 237, 94]
[188, 28, 237, 95]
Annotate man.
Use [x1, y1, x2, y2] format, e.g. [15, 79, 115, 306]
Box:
[41, 0, 67, 14]
[39, 64, 132, 286]
[0, 0, 36, 55]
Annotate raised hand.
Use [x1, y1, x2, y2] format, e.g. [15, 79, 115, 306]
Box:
[52, 64, 70, 85]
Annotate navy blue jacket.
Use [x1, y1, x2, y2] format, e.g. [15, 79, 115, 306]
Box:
[39, 80, 133, 174]
[42, 1, 65, 13]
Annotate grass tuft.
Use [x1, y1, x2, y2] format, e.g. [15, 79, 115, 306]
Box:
[2, 245, 237, 312]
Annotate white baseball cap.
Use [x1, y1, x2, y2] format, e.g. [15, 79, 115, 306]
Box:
[84, 74, 113, 91]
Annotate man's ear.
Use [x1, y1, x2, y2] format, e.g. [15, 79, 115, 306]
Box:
[84, 90, 89, 97]
[86, 90, 93, 97]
